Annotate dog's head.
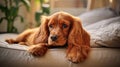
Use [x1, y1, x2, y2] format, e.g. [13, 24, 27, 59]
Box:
[34, 12, 90, 47]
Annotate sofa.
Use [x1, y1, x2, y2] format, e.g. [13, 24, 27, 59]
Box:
[0, 7, 120, 67]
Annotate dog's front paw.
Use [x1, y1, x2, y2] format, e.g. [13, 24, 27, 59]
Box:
[66, 46, 90, 63]
[5, 39, 15, 44]
[28, 45, 48, 56]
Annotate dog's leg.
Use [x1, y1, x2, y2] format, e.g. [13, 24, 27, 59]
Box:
[5, 38, 18, 44]
[28, 43, 48, 56]
[5, 29, 33, 45]
[66, 45, 90, 63]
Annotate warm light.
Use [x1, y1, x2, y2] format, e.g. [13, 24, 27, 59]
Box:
[44, 0, 49, 3]
[109, 0, 113, 3]
[42, 4, 50, 7]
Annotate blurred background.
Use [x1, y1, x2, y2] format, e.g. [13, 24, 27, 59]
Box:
[0, 0, 117, 33]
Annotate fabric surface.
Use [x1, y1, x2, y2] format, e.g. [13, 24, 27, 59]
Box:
[0, 33, 120, 67]
[0, 46, 120, 67]
[0, 33, 27, 50]
[85, 16, 120, 47]
[79, 7, 116, 27]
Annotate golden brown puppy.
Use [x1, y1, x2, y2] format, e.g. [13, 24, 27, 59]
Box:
[6, 12, 90, 63]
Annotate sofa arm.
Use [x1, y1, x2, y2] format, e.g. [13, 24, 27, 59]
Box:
[0, 34, 120, 67]
[0, 46, 120, 67]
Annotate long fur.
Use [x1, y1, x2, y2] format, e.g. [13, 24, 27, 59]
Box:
[6, 12, 90, 63]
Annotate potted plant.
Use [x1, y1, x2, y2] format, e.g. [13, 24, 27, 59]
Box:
[35, 0, 50, 26]
[0, 0, 30, 33]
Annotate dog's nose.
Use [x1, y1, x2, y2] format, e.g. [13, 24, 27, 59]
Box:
[51, 35, 58, 41]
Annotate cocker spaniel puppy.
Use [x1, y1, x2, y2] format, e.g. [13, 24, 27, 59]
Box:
[6, 12, 90, 63]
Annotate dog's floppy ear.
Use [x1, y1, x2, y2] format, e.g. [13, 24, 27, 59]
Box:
[68, 17, 90, 47]
[34, 16, 49, 44]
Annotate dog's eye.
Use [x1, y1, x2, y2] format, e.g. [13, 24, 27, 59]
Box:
[62, 24, 68, 28]
[49, 24, 53, 28]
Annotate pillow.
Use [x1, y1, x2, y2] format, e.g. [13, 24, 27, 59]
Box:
[85, 17, 120, 47]
[78, 7, 117, 27]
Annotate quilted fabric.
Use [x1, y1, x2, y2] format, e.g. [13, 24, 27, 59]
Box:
[85, 17, 120, 47]
[79, 7, 116, 27]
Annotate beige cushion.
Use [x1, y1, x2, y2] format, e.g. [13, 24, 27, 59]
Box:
[0, 34, 120, 67]
[79, 8, 116, 27]
[86, 17, 120, 47]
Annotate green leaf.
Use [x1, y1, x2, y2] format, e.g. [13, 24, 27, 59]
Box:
[35, 11, 43, 23]
[13, 0, 20, 6]
[0, 17, 6, 24]
[20, 0, 30, 11]
[10, 6, 18, 17]
[20, 16, 24, 23]
[42, 4, 50, 14]
[40, 0, 44, 4]
[0, 5, 7, 13]
[0, 18, 4, 24]
[18, 15, 24, 23]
